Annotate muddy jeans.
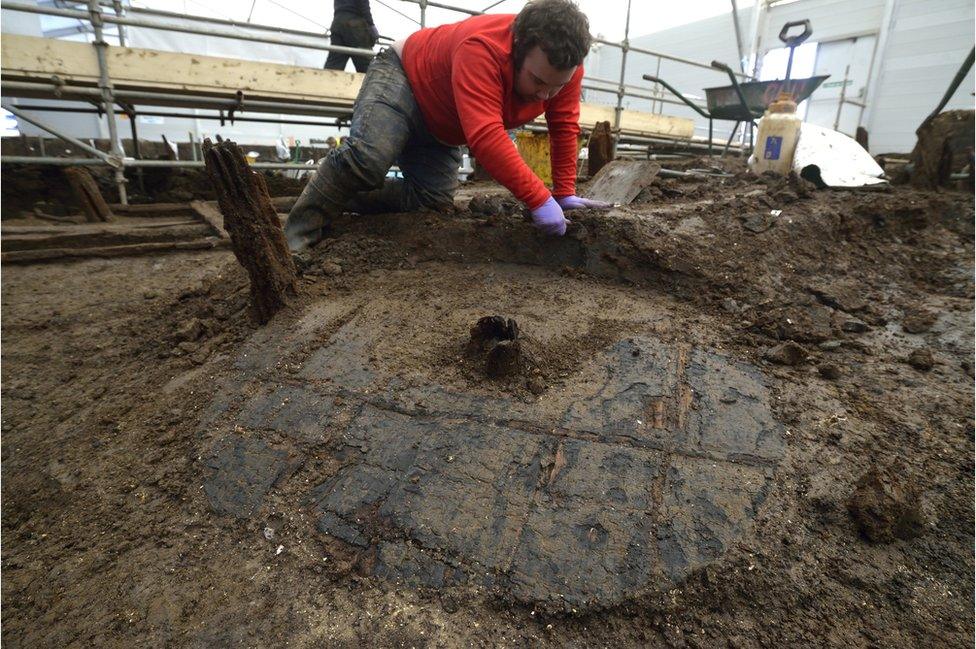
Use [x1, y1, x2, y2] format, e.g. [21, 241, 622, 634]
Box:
[286, 48, 462, 250]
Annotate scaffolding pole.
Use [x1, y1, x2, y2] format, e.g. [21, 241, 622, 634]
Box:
[87, 0, 128, 204]
[0, 0, 745, 171]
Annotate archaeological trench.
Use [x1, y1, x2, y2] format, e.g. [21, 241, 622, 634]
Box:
[1, 139, 973, 647]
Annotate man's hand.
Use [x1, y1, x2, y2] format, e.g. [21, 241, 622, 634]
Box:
[531, 196, 570, 236]
[556, 195, 612, 210]
[369, 25, 380, 42]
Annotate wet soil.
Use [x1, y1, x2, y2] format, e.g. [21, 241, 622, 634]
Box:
[1, 167, 973, 647]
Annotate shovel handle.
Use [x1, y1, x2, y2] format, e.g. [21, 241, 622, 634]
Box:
[779, 20, 812, 48]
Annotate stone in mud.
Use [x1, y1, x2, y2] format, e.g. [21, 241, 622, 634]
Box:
[741, 212, 775, 233]
[818, 363, 841, 380]
[808, 282, 867, 313]
[764, 341, 808, 365]
[172, 317, 205, 343]
[753, 304, 834, 343]
[961, 358, 975, 378]
[847, 465, 925, 543]
[902, 309, 937, 334]
[321, 261, 343, 276]
[526, 375, 547, 395]
[906, 348, 935, 371]
[203, 435, 294, 518]
[837, 315, 870, 334]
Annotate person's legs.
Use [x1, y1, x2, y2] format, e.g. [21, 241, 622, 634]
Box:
[324, 12, 375, 72]
[398, 137, 462, 211]
[323, 15, 351, 71]
[343, 135, 461, 214]
[286, 49, 416, 250]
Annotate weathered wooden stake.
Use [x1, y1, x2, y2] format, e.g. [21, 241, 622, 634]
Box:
[202, 139, 297, 324]
[63, 166, 114, 222]
[588, 120, 614, 178]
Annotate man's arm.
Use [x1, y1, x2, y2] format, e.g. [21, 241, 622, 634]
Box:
[453, 41, 552, 209]
[544, 67, 583, 199]
[545, 68, 611, 211]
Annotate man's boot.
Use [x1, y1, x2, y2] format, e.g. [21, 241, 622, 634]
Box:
[284, 176, 340, 252]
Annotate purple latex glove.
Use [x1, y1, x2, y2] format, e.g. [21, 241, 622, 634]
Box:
[530, 196, 570, 236]
[556, 195, 613, 210]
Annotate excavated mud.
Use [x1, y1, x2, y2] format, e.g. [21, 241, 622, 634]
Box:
[2, 162, 973, 647]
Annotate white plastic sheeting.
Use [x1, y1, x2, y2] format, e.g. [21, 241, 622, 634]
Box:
[791, 121, 886, 187]
[748, 119, 886, 187]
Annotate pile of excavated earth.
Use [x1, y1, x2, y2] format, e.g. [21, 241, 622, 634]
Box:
[1, 154, 973, 647]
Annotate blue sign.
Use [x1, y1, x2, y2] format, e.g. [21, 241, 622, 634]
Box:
[764, 136, 783, 160]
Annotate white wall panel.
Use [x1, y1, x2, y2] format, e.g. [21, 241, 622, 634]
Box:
[866, 0, 975, 153]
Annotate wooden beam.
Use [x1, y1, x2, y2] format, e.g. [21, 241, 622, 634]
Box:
[63, 166, 114, 222]
[1, 34, 696, 139]
[1, 222, 214, 251]
[1, 34, 360, 109]
[190, 200, 229, 239]
[1, 238, 229, 264]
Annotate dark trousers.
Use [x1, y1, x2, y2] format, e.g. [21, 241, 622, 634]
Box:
[324, 11, 376, 73]
[286, 49, 462, 250]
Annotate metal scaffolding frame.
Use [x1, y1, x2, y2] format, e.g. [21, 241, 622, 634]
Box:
[2, 0, 749, 203]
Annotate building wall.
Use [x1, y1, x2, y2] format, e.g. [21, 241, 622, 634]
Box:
[865, 0, 975, 153]
[587, 0, 974, 154]
[761, 0, 886, 44]
[586, 12, 746, 142]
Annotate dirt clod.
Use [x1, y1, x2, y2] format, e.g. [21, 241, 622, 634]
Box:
[764, 341, 808, 365]
[467, 316, 523, 379]
[907, 348, 935, 371]
[847, 464, 926, 543]
[321, 261, 343, 276]
[818, 363, 841, 380]
[527, 375, 547, 395]
[468, 194, 520, 217]
[903, 309, 937, 334]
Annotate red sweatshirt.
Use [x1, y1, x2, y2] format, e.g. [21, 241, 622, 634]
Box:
[401, 14, 582, 209]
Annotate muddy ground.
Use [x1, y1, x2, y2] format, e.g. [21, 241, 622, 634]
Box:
[1, 161, 974, 647]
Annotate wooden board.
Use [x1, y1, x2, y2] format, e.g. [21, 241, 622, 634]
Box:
[583, 160, 662, 205]
[1, 238, 228, 264]
[1, 34, 695, 139]
[1, 34, 360, 110]
[1, 221, 213, 251]
[575, 104, 695, 140]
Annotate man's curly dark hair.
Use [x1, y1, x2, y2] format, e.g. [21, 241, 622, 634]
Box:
[513, 0, 593, 70]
